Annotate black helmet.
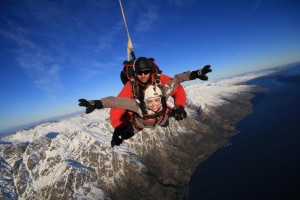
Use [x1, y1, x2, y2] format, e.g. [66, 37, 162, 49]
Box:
[133, 57, 151, 74]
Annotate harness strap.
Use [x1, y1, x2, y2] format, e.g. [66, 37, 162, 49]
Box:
[142, 108, 166, 120]
[130, 79, 139, 99]
[154, 74, 161, 85]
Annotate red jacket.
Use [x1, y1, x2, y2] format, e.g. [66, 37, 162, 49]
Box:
[110, 74, 186, 128]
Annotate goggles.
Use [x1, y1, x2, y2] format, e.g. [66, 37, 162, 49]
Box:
[146, 97, 161, 105]
[136, 70, 150, 75]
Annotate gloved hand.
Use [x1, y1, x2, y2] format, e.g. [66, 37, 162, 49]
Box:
[191, 65, 212, 81]
[171, 105, 187, 121]
[78, 99, 103, 114]
[111, 126, 125, 147]
[120, 124, 135, 140]
[111, 124, 136, 147]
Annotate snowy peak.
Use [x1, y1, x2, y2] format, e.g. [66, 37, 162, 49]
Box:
[0, 70, 275, 199]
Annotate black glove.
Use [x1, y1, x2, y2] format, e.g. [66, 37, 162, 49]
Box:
[191, 65, 212, 81]
[171, 105, 187, 121]
[111, 126, 125, 147]
[120, 124, 135, 140]
[78, 99, 103, 114]
[111, 124, 136, 147]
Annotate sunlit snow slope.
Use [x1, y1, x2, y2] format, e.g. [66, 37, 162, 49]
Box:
[1, 69, 281, 200]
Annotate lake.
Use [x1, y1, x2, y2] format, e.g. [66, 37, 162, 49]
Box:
[189, 73, 300, 200]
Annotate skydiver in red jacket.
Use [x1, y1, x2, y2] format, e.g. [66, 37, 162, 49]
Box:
[110, 57, 187, 145]
[79, 64, 212, 147]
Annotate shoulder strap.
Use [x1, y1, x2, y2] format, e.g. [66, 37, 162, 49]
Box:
[121, 60, 140, 99]
[123, 60, 135, 80]
[130, 80, 139, 99]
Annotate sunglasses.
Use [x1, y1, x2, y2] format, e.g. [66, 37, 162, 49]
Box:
[136, 70, 150, 75]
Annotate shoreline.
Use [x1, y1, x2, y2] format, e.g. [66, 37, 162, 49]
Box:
[2, 69, 296, 199]
[188, 72, 300, 199]
[183, 82, 266, 198]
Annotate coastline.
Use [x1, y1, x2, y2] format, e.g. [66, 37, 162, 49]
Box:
[2, 67, 298, 199]
[182, 82, 266, 198]
[188, 72, 300, 199]
[0, 79, 264, 199]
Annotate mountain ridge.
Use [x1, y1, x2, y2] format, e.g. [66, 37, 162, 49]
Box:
[0, 72, 269, 200]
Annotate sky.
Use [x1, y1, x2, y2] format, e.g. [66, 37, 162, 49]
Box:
[0, 0, 300, 131]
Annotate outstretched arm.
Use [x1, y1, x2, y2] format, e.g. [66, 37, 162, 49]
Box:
[78, 97, 141, 115]
[164, 65, 212, 98]
[161, 65, 212, 121]
[101, 96, 141, 114]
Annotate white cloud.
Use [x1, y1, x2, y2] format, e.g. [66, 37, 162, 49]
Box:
[96, 21, 124, 53]
[0, 22, 64, 97]
[34, 65, 62, 94]
[118, 0, 160, 33]
[0, 1, 125, 95]
[135, 6, 159, 32]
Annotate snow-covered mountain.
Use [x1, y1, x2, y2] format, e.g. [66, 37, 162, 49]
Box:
[0, 71, 273, 200]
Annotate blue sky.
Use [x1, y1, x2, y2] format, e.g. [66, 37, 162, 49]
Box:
[1, 0, 300, 131]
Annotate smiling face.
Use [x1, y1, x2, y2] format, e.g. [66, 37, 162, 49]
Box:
[146, 97, 161, 112]
[144, 85, 163, 112]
